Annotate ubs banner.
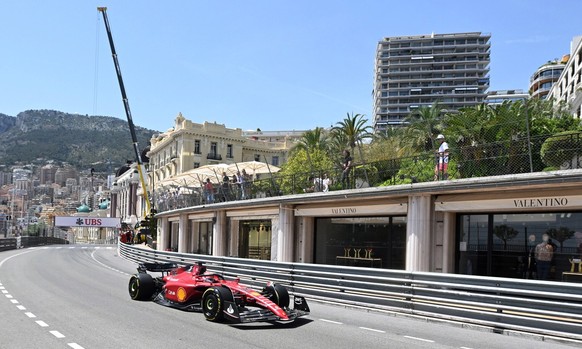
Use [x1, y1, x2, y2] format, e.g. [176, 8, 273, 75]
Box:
[55, 216, 121, 228]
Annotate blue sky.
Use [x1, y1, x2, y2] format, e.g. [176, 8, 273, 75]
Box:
[1, 1, 580, 133]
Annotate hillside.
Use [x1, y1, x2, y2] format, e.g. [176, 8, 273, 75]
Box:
[0, 110, 157, 172]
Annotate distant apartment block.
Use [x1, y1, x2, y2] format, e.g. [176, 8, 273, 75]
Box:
[373, 32, 491, 132]
[548, 36, 582, 118]
[485, 89, 529, 106]
[529, 57, 567, 100]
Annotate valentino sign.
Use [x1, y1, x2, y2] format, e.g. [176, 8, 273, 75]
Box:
[435, 195, 579, 211]
[55, 216, 121, 228]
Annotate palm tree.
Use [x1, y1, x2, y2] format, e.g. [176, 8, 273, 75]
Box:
[402, 102, 443, 153]
[332, 112, 373, 156]
[332, 113, 373, 187]
[291, 127, 329, 174]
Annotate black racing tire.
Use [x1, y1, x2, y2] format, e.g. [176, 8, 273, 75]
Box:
[202, 287, 233, 322]
[128, 273, 155, 301]
[264, 284, 290, 309]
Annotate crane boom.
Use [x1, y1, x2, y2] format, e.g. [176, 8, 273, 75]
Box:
[97, 7, 151, 216]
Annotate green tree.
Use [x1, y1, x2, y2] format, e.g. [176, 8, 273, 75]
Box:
[291, 127, 330, 173]
[332, 113, 373, 185]
[402, 102, 444, 153]
[278, 148, 335, 194]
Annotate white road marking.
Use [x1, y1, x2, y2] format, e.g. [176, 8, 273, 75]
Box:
[36, 320, 49, 327]
[10, 299, 19, 304]
[0, 285, 5, 289]
[319, 318, 343, 325]
[359, 326, 385, 333]
[2, 289, 8, 293]
[50, 330, 65, 338]
[460, 347, 474, 349]
[68, 343, 85, 349]
[17, 305, 26, 310]
[404, 335, 434, 343]
[25, 312, 36, 318]
[6, 294, 13, 298]
[90, 250, 131, 276]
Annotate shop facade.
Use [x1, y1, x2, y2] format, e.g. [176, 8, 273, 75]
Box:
[155, 170, 582, 282]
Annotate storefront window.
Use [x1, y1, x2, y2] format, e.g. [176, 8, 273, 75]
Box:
[314, 216, 406, 269]
[190, 221, 213, 255]
[238, 220, 271, 260]
[457, 212, 582, 281]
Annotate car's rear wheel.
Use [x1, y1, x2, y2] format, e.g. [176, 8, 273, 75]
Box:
[263, 284, 290, 309]
[202, 287, 232, 322]
[128, 273, 155, 301]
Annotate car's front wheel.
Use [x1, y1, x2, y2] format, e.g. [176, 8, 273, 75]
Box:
[263, 284, 290, 309]
[202, 287, 232, 322]
[128, 273, 155, 301]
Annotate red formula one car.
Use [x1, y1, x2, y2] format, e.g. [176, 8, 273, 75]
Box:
[128, 262, 310, 323]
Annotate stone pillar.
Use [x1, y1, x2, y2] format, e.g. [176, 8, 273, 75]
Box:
[178, 214, 188, 253]
[212, 211, 227, 256]
[109, 192, 117, 218]
[297, 216, 314, 263]
[228, 220, 240, 257]
[277, 204, 294, 262]
[442, 211, 456, 273]
[158, 216, 169, 251]
[189, 222, 200, 253]
[406, 195, 433, 272]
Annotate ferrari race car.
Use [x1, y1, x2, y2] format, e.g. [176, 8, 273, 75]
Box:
[128, 262, 310, 323]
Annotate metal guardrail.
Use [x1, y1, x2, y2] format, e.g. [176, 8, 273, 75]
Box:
[0, 238, 18, 252]
[119, 243, 582, 342]
[0, 237, 69, 251]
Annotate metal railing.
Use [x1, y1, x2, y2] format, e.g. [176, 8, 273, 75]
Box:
[119, 243, 582, 342]
[0, 237, 69, 251]
[153, 132, 582, 212]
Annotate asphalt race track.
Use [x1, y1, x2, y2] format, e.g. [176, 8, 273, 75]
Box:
[0, 245, 578, 349]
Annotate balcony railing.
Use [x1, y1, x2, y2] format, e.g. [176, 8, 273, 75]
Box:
[206, 153, 222, 161]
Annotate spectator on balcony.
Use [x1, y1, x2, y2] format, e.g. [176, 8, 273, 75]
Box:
[236, 171, 247, 199]
[341, 150, 352, 189]
[322, 173, 331, 192]
[434, 134, 449, 181]
[221, 171, 231, 201]
[203, 178, 214, 204]
[232, 174, 240, 199]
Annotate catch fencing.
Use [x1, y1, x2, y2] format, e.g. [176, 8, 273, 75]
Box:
[119, 242, 582, 342]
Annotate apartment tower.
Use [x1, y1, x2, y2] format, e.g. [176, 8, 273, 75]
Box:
[373, 32, 491, 133]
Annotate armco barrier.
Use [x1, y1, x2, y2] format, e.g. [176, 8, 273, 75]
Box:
[118, 242, 582, 342]
[0, 237, 68, 251]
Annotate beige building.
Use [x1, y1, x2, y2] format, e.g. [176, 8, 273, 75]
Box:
[146, 113, 294, 186]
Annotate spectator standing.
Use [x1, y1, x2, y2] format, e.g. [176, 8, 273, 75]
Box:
[221, 171, 231, 201]
[341, 150, 352, 189]
[322, 173, 331, 192]
[434, 134, 449, 180]
[203, 178, 214, 204]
